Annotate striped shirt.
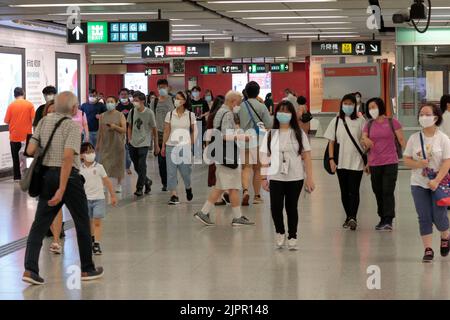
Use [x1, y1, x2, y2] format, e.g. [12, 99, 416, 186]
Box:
[30, 113, 81, 169]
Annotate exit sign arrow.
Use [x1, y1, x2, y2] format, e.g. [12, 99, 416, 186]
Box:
[370, 44, 378, 52]
[144, 46, 152, 56]
[72, 25, 83, 41]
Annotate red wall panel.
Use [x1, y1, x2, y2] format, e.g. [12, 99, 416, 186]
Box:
[271, 62, 308, 104]
[94, 74, 123, 98]
[184, 60, 232, 97]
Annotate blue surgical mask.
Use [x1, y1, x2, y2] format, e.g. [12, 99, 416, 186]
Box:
[342, 104, 355, 116]
[205, 95, 212, 103]
[159, 88, 168, 96]
[192, 91, 200, 99]
[276, 112, 292, 124]
[106, 103, 116, 111]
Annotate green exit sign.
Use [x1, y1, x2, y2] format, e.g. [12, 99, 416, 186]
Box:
[87, 22, 108, 43]
[200, 65, 217, 74]
[248, 64, 267, 73]
[270, 63, 289, 72]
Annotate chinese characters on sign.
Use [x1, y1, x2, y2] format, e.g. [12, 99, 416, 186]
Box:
[141, 43, 210, 58]
[312, 41, 381, 56]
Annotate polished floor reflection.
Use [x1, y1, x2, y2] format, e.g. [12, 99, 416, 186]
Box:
[0, 138, 449, 299]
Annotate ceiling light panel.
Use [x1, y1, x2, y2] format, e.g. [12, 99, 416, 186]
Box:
[10, 2, 135, 7]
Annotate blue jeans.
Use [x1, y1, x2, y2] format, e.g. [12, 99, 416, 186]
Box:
[90, 131, 98, 148]
[411, 186, 450, 236]
[166, 144, 192, 192]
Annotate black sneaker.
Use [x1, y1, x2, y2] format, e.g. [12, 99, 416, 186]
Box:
[441, 237, 450, 257]
[144, 179, 152, 195]
[378, 223, 393, 231]
[342, 218, 350, 229]
[423, 248, 434, 263]
[22, 270, 45, 285]
[169, 195, 180, 205]
[186, 188, 193, 201]
[81, 267, 104, 281]
[134, 189, 144, 197]
[348, 218, 357, 231]
[375, 219, 385, 230]
[162, 185, 167, 192]
[93, 243, 103, 255]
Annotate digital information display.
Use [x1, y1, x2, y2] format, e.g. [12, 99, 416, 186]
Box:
[67, 20, 170, 44]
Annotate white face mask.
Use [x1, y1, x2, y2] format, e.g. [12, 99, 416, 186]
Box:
[174, 100, 183, 108]
[369, 108, 379, 119]
[233, 105, 241, 114]
[45, 94, 54, 102]
[419, 115, 436, 128]
[88, 96, 97, 104]
[84, 153, 96, 163]
[106, 103, 116, 111]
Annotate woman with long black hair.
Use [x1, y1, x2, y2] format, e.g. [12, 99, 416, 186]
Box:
[324, 94, 366, 231]
[260, 100, 315, 250]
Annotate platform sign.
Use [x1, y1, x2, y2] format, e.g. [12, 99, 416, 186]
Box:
[200, 65, 218, 75]
[221, 65, 244, 73]
[311, 40, 381, 56]
[270, 63, 289, 72]
[247, 64, 267, 73]
[144, 68, 164, 76]
[141, 43, 210, 58]
[68, 20, 169, 44]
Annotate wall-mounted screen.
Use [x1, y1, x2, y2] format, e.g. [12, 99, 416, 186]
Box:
[249, 73, 272, 100]
[0, 53, 23, 124]
[56, 52, 80, 98]
[232, 73, 248, 93]
[124, 73, 148, 95]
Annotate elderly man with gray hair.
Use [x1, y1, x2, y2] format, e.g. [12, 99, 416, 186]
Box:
[22, 91, 103, 285]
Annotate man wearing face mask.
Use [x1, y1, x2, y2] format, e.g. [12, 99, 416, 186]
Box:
[150, 79, 174, 191]
[116, 88, 133, 175]
[191, 86, 210, 149]
[23, 91, 103, 285]
[80, 89, 106, 148]
[33, 86, 57, 128]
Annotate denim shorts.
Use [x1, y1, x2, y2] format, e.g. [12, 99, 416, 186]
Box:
[87, 199, 106, 219]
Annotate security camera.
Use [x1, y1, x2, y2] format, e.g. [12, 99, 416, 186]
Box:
[392, 9, 411, 24]
[392, 0, 427, 24]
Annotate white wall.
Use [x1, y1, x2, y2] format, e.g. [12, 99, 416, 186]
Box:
[0, 26, 87, 107]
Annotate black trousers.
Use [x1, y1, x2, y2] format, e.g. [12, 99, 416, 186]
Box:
[369, 164, 398, 222]
[24, 167, 95, 274]
[157, 134, 167, 187]
[336, 169, 363, 219]
[129, 145, 150, 190]
[10, 141, 22, 180]
[269, 180, 304, 239]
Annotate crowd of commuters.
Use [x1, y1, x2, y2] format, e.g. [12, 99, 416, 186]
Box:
[6, 79, 450, 286]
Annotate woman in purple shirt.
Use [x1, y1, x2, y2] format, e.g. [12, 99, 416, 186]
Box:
[361, 98, 406, 231]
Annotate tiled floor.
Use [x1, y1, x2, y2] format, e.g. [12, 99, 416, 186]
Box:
[0, 138, 449, 299]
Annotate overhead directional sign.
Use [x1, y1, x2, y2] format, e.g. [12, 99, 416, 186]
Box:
[270, 63, 290, 72]
[141, 43, 210, 58]
[200, 65, 218, 75]
[247, 64, 267, 73]
[67, 20, 169, 44]
[144, 68, 164, 76]
[311, 40, 382, 56]
[221, 65, 244, 73]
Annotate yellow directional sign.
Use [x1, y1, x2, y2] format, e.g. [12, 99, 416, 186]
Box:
[341, 43, 352, 54]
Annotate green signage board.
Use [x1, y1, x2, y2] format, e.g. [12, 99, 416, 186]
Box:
[396, 27, 450, 45]
[87, 22, 108, 43]
[200, 65, 217, 75]
[247, 64, 266, 73]
[270, 63, 289, 72]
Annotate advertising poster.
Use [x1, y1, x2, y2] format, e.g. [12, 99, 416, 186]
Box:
[57, 58, 79, 97]
[124, 73, 148, 95]
[26, 49, 49, 107]
[0, 53, 22, 124]
[232, 73, 248, 93]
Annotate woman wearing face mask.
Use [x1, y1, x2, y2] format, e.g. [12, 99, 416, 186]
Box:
[324, 94, 366, 230]
[361, 98, 406, 231]
[204, 89, 214, 108]
[260, 101, 315, 250]
[404, 104, 450, 262]
[161, 92, 197, 205]
[96, 96, 127, 193]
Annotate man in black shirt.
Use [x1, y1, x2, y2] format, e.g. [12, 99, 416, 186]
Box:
[33, 86, 57, 128]
[190, 86, 209, 150]
[116, 88, 133, 175]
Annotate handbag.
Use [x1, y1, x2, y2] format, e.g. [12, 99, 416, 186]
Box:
[323, 117, 340, 175]
[20, 117, 69, 197]
[213, 111, 239, 169]
[342, 118, 368, 167]
[244, 100, 266, 136]
[419, 132, 450, 206]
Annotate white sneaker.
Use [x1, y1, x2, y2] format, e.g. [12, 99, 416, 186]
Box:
[116, 185, 122, 193]
[287, 238, 298, 251]
[276, 233, 286, 248]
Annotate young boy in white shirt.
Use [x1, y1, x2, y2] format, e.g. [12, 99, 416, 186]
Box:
[80, 142, 117, 255]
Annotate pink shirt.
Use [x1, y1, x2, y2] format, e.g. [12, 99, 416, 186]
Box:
[72, 110, 87, 134]
[363, 118, 402, 166]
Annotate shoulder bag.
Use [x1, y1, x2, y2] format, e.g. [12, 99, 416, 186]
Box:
[20, 117, 69, 197]
[323, 117, 340, 175]
[342, 118, 368, 167]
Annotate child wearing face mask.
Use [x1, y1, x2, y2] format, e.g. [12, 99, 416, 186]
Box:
[80, 142, 117, 255]
[404, 104, 450, 262]
[97, 96, 127, 193]
[324, 94, 366, 231]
